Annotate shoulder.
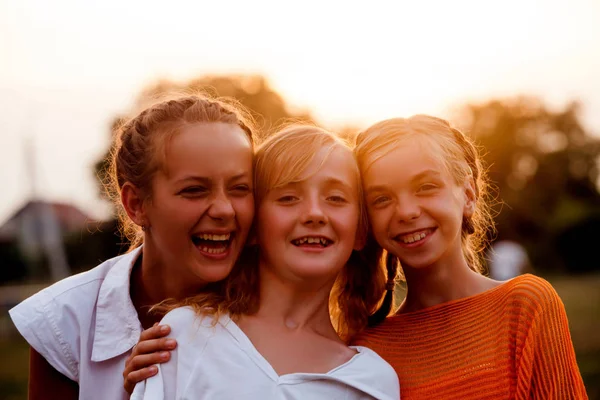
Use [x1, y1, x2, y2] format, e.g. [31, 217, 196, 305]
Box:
[8, 251, 139, 381]
[159, 307, 223, 342]
[350, 347, 399, 383]
[340, 346, 400, 399]
[353, 346, 397, 372]
[10, 252, 134, 319]
[351, 317, 402, 348]
[502, 274, 563, 311]
[160, 306, 199, 329]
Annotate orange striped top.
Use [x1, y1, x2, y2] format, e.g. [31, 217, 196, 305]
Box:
[352, 274, 588, 399]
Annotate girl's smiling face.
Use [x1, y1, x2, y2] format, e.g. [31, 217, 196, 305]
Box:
[256, 145, 362, 286]
[143, 122, 254, 287]
[362, 137, 475, 271]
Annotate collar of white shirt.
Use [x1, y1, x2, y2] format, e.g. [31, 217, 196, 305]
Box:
[91, 247, 143, 362]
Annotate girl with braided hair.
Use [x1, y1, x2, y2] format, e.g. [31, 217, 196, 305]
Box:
[9, 93, 257, 399]
[351, 114, 587, 399]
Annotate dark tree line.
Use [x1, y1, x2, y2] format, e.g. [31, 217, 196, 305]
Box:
[91, 80, 600, 275]
[458, 97, 600, 273]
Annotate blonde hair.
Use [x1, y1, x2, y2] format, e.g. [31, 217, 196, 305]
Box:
[104, 93, 256, 251]
[162, 124, 387, 341]
[355, 115, 495, 322]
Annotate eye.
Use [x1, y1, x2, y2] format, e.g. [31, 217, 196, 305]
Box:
[418, 183, 438, 192]
[371, 196, 390, 206]
[277, 195, 299, 203]
[230, 184, 251, 196]
[327, 195, 347, 203]
[180, 186, 208, 196]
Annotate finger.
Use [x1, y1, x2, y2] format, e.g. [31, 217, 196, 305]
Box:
[133, 337, 177, 357]
[139, 324, 171, 342]
[128, 352, 171, 372]
[124, 366, 158, 394]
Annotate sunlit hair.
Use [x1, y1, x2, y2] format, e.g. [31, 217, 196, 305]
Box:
[354, 114, 496, 324]
[103, 92, 256, 251]
[162, 124, 387, 341]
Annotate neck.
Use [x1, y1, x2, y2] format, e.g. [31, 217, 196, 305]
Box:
[251, 262, 336, 335]
[399, 251, 496, 313]
[130, 241, 205, 329]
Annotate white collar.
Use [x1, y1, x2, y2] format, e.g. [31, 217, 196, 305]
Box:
[91, 247, 142, 362]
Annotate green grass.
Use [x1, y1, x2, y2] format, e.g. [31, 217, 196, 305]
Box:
[0, 332, 29, 400]
[546, 272, 600, 400]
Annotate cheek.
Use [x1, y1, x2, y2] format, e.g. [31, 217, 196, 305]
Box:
[172, 200, 209, 220]
[367, 209, 389, 237]
[233, 197, 255, 227]
[342, 207, 361, 233]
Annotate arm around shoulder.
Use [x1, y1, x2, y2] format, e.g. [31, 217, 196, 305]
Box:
[131, 307, 208, 400]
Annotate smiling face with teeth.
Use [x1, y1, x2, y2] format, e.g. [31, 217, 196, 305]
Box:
[362, 136, 476, 271]
[140, 122, 254, 290]
[256, 144, 362, 285]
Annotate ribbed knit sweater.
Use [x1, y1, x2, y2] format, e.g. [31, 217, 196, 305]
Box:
[352, 274, 588, 399]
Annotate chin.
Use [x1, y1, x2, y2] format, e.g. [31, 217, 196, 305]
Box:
[196, 264, 235, 283]
[289, 264, 341, 280]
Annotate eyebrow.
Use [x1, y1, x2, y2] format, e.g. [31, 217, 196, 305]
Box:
[176, 173, 250, 185]
[412, 169, 442, 181]
[276, 177, 354, 192]
[365, 169, 442, 193]
[322, 177, 354, 189]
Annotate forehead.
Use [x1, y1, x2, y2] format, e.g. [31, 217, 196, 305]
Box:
[285, 145, 359, 189]
[363, 137, 449, 187]
[163, 122, 252, 178]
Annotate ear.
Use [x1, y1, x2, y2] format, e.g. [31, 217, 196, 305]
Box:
[121, 182, 148, 228]
[463, 177, 477, 218]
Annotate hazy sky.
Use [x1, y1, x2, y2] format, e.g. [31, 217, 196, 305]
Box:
[1, 0, 599, 223]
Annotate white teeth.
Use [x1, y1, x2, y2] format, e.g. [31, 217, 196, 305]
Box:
[199, 233, 231, 241]
[199, 246, 227, 254]
[293, 237, 330, 245]
[400, 231, 427, 244]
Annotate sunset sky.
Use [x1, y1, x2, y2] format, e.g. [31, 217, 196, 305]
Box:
[1, 0, 599, 223]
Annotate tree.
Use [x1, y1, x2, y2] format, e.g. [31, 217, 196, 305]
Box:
[457, 97, 600, 273]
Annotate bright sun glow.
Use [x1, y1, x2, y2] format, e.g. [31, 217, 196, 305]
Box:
[0, 0, 599, 222]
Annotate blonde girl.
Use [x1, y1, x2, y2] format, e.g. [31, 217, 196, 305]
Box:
[352, 115, 587, 399]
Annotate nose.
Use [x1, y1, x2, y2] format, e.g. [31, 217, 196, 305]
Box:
[207, 191, 235, 221]
[395, 195, 420, 222]
[300, 195, 327, 226]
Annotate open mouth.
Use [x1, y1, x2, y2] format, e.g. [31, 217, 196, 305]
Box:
[394, 228, 434, 244]
[191, 232, 233, 255]
[291, 236, 333, 248]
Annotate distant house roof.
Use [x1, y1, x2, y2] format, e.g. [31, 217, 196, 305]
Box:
[0, 200, 95, 241]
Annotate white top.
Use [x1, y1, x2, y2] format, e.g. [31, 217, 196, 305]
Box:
[131, 307, 400, 400]
[9, 248, 143, 400]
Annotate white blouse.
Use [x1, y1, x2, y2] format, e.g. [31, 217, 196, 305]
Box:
[131, 307, 400, 400]
[10, 248, 143, 400]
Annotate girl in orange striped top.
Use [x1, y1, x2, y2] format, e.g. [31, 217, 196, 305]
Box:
[352, 114, 588, 399]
